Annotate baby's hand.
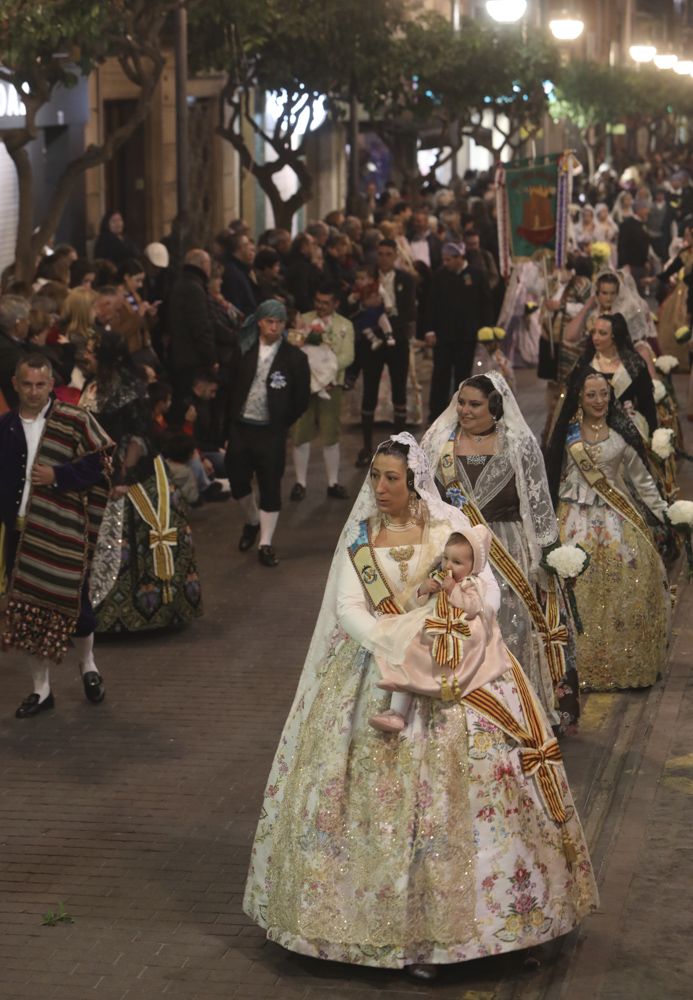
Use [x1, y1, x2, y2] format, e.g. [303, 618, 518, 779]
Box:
[418, 578, 441, 597]
[441, 573, 457, 595]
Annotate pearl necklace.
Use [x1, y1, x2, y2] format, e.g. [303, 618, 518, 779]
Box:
[382, 515, 416, 532]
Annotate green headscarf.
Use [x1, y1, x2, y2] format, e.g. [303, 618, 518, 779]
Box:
[238, 299, 288, 354]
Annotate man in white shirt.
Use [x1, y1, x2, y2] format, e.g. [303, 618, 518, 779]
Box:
[1, 356, 113, 718]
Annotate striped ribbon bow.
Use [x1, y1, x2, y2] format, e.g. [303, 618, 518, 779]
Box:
[424, 591, 470, 669]
[519, 737, 563, 777]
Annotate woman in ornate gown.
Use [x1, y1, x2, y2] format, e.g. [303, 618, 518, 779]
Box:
[82, 333, 202, 632]
[422, 374, 579, 733]
[243, 433, 597, 980]
[570, 311, 657, 439]
[545, 371, 670, 691]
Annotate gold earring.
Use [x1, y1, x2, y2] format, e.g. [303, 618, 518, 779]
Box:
[408, 492, 420, 519]
[576, 405, 584, 423]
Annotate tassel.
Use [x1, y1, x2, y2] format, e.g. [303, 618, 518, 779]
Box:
[561, 825, 578, 870]
[440, 674, 455, 702]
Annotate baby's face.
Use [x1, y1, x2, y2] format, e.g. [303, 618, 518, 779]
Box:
[442, 541, 474, 582]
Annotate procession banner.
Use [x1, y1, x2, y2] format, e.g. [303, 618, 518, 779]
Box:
[506, 154, 560, 259]
[496, 152, 577, 276]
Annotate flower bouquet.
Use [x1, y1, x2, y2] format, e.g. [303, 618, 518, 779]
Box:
[590, 241, 612, 270]
[651, 427, 676, 461]
[667, 500, 693, 579]
[654, 354, 680, 376]
[652, 379, 667, 404]
[541, 543, 591, 633]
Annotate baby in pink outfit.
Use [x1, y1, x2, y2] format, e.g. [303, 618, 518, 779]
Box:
[370, 524, 511, 733]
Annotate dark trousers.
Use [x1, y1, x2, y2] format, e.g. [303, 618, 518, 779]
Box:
[360, 336, 409, 420]
[429, 337, 476, 421]
[226, 422, 287, 512]
[4, 526, 96, 636]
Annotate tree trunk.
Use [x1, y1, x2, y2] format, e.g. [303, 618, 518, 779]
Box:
[8, 145, 35, 284]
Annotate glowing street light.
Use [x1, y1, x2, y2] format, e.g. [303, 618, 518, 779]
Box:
[486, 1, 527, 24]
[549, 13, 585, 42]
[653, 53, 678, 71]
[629, 44, 657, 63]
[673, 60, 693, 75]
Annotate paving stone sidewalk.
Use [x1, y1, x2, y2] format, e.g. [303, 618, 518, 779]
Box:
[0, 369, 690, 1000]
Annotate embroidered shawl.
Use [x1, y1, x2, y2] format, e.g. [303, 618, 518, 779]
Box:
[3, 402, 113, 662]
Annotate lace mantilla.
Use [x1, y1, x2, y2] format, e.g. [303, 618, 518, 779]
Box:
[421, 374, 558, 572]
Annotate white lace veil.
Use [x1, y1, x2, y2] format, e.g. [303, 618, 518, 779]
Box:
[420, 374, 558, 574]
[597, 267, 656, 344]
[282, 432, 475, 730]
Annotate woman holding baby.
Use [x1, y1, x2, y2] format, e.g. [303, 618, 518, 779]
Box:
[243, 432, 597, 981]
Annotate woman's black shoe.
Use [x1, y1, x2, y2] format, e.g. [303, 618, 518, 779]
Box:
[238, 523, 260, 551]
[15, 692, 55, 719]
[258, 545, 279, 567]
[82, 671, 105, 704]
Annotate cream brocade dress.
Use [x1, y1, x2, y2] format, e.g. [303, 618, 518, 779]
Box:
[557, 430, 670, 691]
[243, 526, 598, 969]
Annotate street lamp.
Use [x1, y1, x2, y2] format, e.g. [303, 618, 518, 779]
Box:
[549, 11, 585, 41]
[629, 43, 657, 63]
[653, 52, 678, 70]
[486, 1, 527, 24]
[674, 60, 693, 75]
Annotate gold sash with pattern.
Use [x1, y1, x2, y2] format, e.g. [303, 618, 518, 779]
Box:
[567, 436, 658, 554]
[127, 455, 178, 603]
[438, 438, 568, 683]
[348, 520, 405, 616]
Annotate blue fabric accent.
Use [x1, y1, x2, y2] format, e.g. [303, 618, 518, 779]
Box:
[347, 519, 369, 558]
[566, 421, 581, 446]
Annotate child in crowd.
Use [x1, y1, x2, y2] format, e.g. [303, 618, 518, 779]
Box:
[160, 432, 200, 507]
[369, 525, 511, 733]
[347, 265, 395, 353]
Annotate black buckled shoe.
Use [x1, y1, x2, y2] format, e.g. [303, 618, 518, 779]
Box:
[82, 671, 105, 704]
[238, 522, 260, 552]
[258, 545, 279, 567]
[15, 692, 55, 719]
[290, 483, 307, 502]
[327, 484, 349, 499]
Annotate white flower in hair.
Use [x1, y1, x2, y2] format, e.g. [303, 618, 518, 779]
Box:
[654, 355, 679, 375]
[668, 500, 693, 527]
[651, 427, 675, 460]
[652, 379, 667, 403]
[545, 545, 588, 580]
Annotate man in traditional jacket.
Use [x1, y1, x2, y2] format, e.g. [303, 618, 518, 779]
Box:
[1, 355, 114, 718]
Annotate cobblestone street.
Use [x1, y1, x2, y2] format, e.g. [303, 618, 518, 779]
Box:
[0, 370, 691, 1000]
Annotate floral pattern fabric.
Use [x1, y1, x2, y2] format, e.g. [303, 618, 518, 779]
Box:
[243, 550, 597, 968]
[95, 475, 202, 634]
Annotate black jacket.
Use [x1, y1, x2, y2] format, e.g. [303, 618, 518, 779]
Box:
[228, 338, 310, 432]
[168, 265, 217, 372]
[426, 264, 493, 342]
[617, 217, 650, 269]
[378, 268, 417, 338]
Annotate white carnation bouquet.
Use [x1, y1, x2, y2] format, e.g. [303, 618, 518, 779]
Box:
[654, 355, 679, 375]
[652, 379, 667, 404]
[541, 543, 590, 632]
[667, 500, 693, 579]
[651, 427, 676, 461]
